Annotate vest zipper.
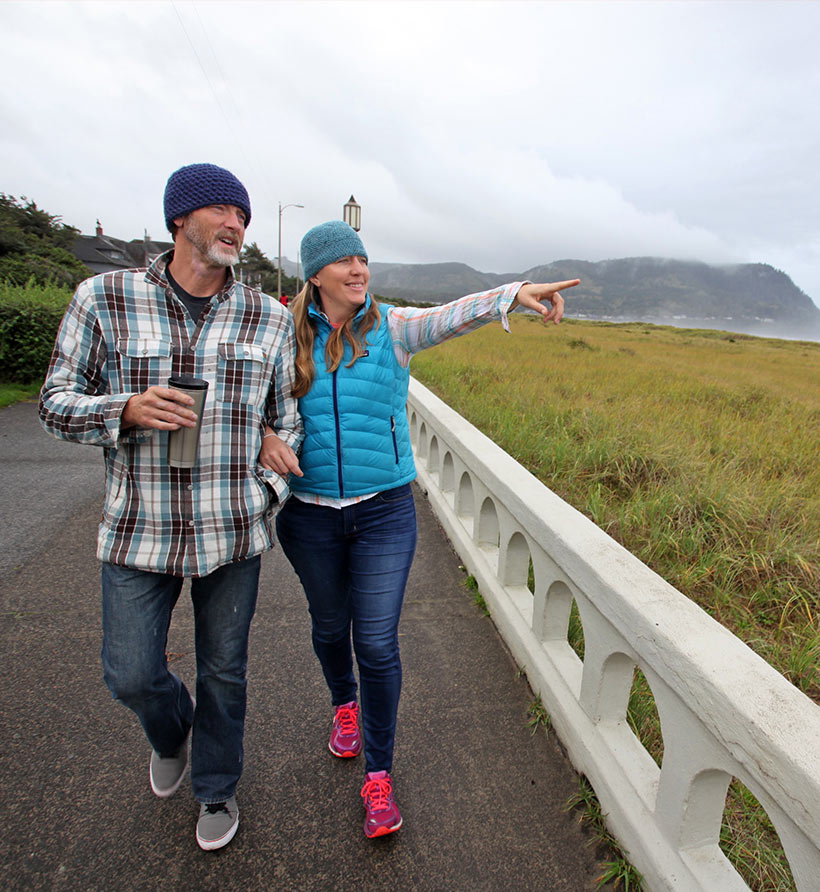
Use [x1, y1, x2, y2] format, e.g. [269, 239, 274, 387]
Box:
[390, 416, 399, 463]
[332, 369, 344, 497]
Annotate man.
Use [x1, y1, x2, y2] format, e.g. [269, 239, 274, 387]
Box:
[39, 163, 302, 850]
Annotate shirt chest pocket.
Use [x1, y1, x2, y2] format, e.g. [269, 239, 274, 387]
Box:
[217, 342, 269, 406]
[115, 338, 174, 393]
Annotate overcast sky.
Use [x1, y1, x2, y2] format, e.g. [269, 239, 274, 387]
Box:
[3, 0, 820, 307]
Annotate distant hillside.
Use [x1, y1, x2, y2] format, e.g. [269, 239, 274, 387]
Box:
[369, 257, 820, 339]
[369, 261, 504, 302]
[279, 256, 299, 277]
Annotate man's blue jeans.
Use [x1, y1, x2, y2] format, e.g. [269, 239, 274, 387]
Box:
[101, 556, 260, 803]
[276, 484, 418, 773]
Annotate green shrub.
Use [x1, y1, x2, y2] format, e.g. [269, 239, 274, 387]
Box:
[0, 280, 72, 382]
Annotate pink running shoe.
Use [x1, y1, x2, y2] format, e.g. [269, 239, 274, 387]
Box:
[361, 770, 402, 838]
[329, 701, 362, 758]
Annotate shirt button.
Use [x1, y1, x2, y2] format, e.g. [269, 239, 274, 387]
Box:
[187, 484, 193, 491]
[188, 520, 195, 527]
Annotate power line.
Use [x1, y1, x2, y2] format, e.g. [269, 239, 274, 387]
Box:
[188, 2, 278, 208]
[169, 0, 233, 131]
[168, 0, 281, 249]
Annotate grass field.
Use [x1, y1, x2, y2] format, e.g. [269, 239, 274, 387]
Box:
[411, 314, 819, 891]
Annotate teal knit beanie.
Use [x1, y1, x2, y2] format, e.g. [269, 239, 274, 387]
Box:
[301, 221, 368, 281]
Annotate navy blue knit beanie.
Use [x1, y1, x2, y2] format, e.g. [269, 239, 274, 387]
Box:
[301, 221, 368, 281]
[163, 163, 251, 231]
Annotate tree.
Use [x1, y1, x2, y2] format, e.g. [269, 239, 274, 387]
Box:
[0, 194, 91, 288]
[238, 241, 298, 296]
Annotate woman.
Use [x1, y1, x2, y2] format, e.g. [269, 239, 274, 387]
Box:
[260, 220, 578, 838]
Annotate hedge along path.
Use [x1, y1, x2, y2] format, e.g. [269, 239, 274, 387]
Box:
[0, 281, 73, 383]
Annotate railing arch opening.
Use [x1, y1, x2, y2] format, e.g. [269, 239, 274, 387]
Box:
[428, 436, 440, 477]
[456, 472, 475, 531]
[502, 530, 531, 589]
[534, 579, 572, 639]
[591, 651, 634, 723]
[417, 421, 429, 460]
[534, 581, 587, 668]
[441, 452, 455, 493]
[628, 666, 664, 769]
[720, 778, 798, 891]
[568, 597, 585, 662]
[408, 409, 418, 445]
[678, 767, 732, 851]
[478, 497, 500, 551]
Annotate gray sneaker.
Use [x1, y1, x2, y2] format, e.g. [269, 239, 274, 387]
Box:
[149, 698, 194, 798]
[149, 742, 189, 798]
[196, 796, 239, 850]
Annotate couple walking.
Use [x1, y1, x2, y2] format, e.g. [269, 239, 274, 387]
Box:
[39, 162, 578, 850]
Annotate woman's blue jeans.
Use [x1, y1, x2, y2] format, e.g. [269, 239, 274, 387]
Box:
[100, 556, 260, 803]
[276, 484, 418, 773]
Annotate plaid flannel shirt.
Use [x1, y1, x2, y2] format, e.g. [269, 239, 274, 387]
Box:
[39, 251, 302, 577]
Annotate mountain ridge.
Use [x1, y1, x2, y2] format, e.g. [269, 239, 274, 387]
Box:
[365, 256, 820, 339]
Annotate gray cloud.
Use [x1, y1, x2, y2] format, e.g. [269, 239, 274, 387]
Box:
[2, 0, 818, 305]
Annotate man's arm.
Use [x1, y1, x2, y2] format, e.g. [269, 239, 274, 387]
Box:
[38, 282, 134, 446]
[38, 283, 198, 446]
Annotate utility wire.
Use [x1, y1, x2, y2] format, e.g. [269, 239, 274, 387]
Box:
[169, 0, 291, 259]
[170, 0, 234, 132]
[188, 2, 278, 210]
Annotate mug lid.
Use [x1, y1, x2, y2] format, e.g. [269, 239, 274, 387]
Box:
[168, 375, 208, 390]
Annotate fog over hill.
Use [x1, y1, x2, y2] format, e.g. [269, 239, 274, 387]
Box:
[362, 257, 820, 341]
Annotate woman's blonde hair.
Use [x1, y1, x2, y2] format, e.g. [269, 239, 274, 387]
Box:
[289, 281, 382, 398]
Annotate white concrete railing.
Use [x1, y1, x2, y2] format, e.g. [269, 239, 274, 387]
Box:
[407, 376, 820, 892]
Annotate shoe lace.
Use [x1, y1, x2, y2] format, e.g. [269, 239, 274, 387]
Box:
[361, 776, 393, 812]
[335, 705, 358, 735]
[204, 802, 228, 815]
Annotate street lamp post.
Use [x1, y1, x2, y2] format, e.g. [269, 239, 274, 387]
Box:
[278, 201, 304, 302]
[343, 195, 361, 232]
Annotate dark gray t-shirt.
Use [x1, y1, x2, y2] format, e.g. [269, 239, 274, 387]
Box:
[165, 265, 213, 322]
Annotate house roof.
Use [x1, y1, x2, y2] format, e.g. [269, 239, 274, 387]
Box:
[72, 233, 174, 274]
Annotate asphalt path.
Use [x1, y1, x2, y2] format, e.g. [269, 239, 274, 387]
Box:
[1, 400, 604, 891]
[0, 401, 104, 578]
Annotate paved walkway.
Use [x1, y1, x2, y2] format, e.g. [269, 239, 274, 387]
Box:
[1, 401, 604, 891]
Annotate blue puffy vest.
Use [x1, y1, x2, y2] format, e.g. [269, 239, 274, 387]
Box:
[290, 296, 417, 498]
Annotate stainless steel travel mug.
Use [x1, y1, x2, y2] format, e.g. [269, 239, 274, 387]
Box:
[167, 375, 209, 468]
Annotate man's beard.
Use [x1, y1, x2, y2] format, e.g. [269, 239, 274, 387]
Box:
[184, 216, 241, 267]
